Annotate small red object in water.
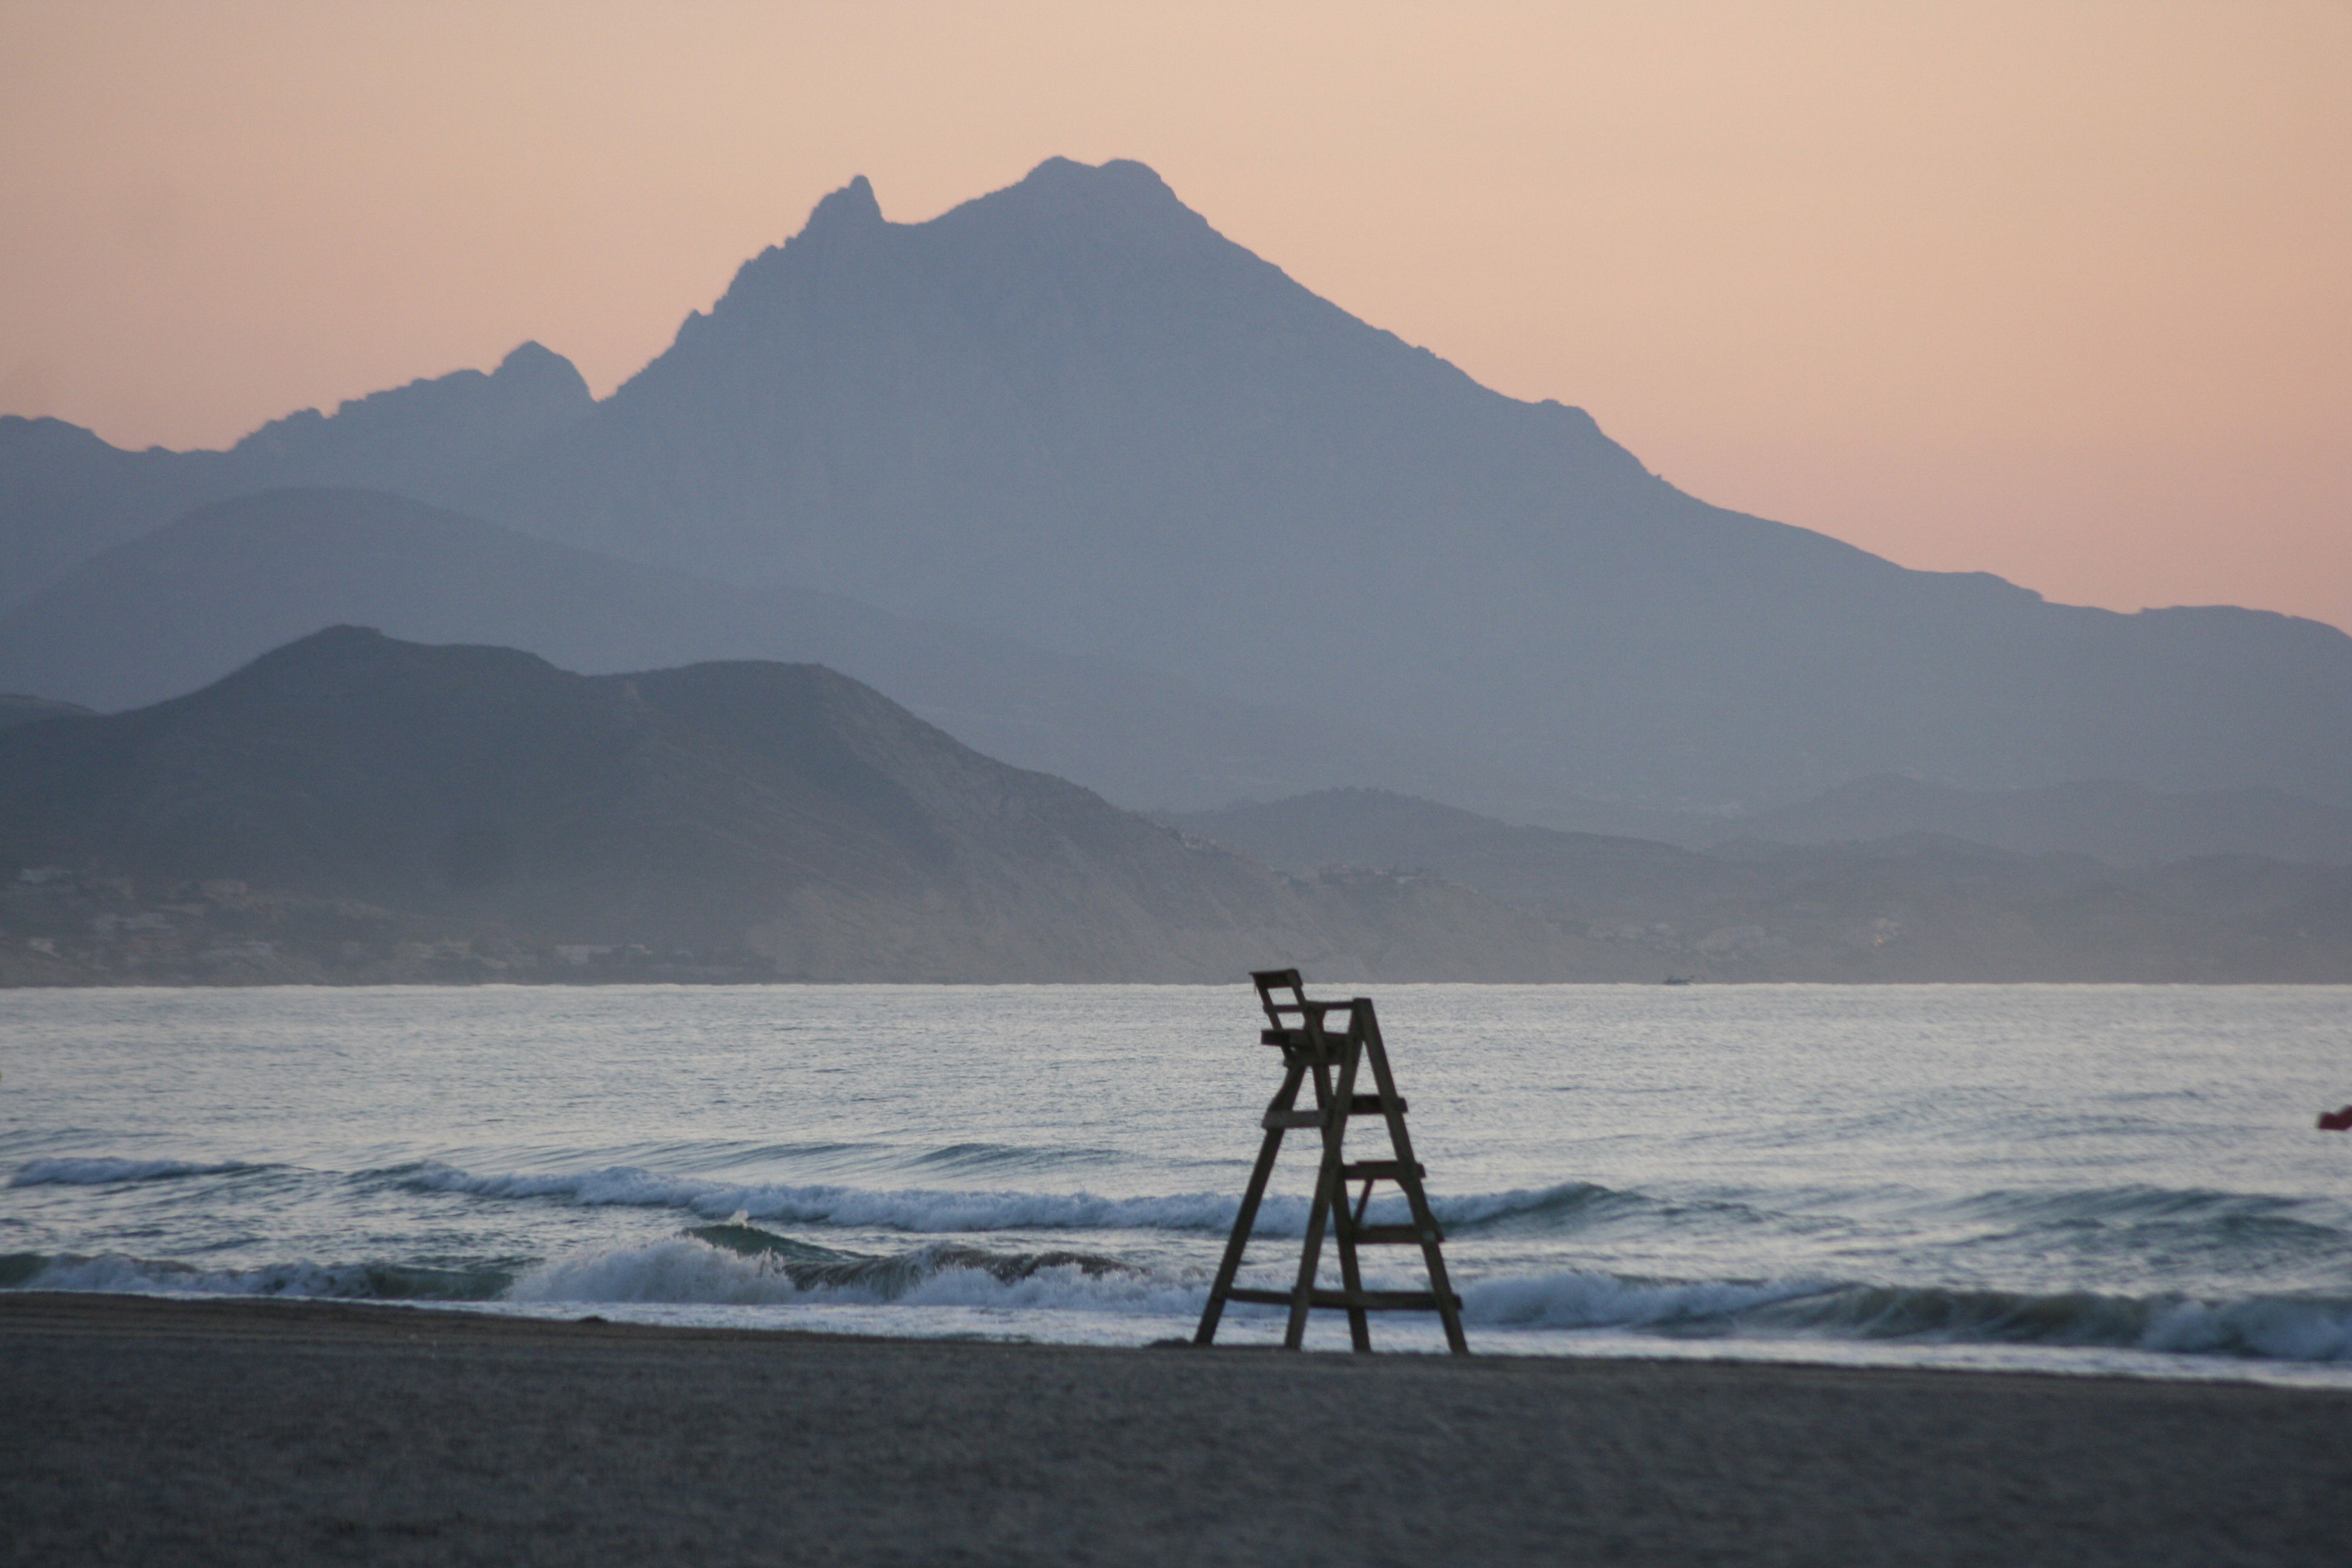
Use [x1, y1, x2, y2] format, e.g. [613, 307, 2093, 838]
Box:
[2319, 1106, 2352, 1132]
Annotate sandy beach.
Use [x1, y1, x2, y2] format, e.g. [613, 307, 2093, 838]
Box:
[4, 1293, 2347, 1566]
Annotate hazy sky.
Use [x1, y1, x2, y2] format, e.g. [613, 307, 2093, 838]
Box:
[4, 0, 2347, 631]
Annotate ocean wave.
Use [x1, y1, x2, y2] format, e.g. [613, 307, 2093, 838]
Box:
[1946, 1184, 2329, 1226]
[397, 1161, 1255, 1232]
[1459, 1269, 2352, 1361]
[684, 1223, 860, 1264]
[8, 1157, 258, 1187]
[1920, 1185, 2352, 1279]
[10, 1229, 2351, 1363]
[391, 1161, 1640, 1238]
[1437, 1181, 1802, 1236]
[1748, 1280, 2352, 1360]
[904, 1142, 1126, 1174]
[509, 1236, 1189, 1313]
[0, 1250, 512, 1301]
[1461, 1270, 1829, 1328]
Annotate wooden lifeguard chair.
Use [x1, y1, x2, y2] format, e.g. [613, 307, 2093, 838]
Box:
[1194, 969, 1468, 1354]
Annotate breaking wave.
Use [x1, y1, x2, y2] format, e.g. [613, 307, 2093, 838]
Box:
[498, 1232, 2352, 1361]
[1465, 1269, 2352, 1361]
[10, 1225, 2352, 1362]
[1756, 1281, 2352, 1360]
[509, 1233, 1186, 1312]
[391, 1161, 1639, 1237]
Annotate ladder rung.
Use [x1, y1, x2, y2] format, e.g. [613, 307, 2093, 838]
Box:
[1341, 1161, 1423, 1181]
[1259, 1028, 1346, 1053]
[1223, 1287, 1460, 1312]
[1259, 1096, 1406, 1130]
[1329, 1289, 1458, 1312]
[1350, 1224, 1443, 1245]
[1223, 1287, 1298, 1306]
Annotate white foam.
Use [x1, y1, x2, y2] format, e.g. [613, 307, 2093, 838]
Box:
[507, 1236, 1207, 1315]
[1457, 1271, 2352, 1363]
[1460, 1269, 1828, 1329]
[501, 1241, 1835, 1331]
[2140, 1295, 2352, 1361]
[509, 1238, 808, 1306]
[18, 1233, 2352, 1365]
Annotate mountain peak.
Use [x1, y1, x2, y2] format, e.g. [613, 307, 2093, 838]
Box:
[805, 174, 884, 232]
[1018, 157, 1172, 197]
[990, 157, 1191, 225]
[492, 341, 587, 395]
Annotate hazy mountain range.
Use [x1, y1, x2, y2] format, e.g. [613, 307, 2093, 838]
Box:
[439, 162, 2352, 814]
[1, 156, 2345, 982]
[5, 157, 2347, 825]
[10, 485, 2343, 868]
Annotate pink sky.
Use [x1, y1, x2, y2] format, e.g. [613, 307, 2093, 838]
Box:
[4, 0, 2347, 631]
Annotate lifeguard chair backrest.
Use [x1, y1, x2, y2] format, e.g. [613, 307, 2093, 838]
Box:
[1252, 967, 1354, 1054]
[1252, 969, 1308, 1032]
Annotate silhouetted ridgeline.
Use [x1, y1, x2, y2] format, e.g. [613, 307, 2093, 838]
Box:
[0, 344, 587, 615]
[0, 694, 92, 734]
[3, 157, 2347, 824]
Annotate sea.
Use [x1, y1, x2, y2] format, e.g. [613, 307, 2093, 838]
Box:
[6, 983, 2351, 1387]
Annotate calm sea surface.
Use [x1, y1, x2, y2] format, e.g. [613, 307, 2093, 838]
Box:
[5, 984, 2350, 1385]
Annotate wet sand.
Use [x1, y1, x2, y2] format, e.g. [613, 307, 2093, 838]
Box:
[4, 1293, 2347, 1566]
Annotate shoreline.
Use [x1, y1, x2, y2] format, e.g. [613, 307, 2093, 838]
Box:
[8, 1293, 2348, 1566]
[12, 1283, 2352, 1393]
[10, 976, 2352, 988]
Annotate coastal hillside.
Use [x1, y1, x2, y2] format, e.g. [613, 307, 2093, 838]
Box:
[0, 629, 1628, 984]
[1171, 789, 2352, 982]
[1713, 774, 2352, 867]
